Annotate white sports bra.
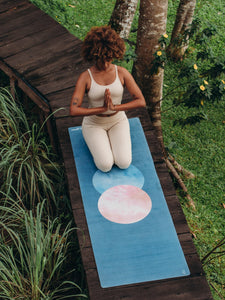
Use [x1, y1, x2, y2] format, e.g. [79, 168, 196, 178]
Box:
[87, 65, 124, 114]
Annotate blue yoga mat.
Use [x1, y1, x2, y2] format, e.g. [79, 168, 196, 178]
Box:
[68, 118, 190, 288]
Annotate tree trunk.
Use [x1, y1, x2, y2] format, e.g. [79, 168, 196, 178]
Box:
[132, 0, 168, 147]
[167, 0, 196, 60]
[133, 0, 195, 208]
[109, 0, 139, 38]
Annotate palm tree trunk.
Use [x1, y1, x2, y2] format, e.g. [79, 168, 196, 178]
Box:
[132, 0, 168, 147]
[133, 0, 195, 208]
[167, 0, 196, 60]
[109, 0, 139, 38]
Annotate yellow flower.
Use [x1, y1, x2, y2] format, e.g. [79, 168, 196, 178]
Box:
[201, 100, 204, 106]
[204, 80, 208, 85]
[222, 80, 225, 84]
[163, 34, 168, 38]
[193, 64, 198, 70]
[157, 51, 162, 56]
[200, 85, 205, 91]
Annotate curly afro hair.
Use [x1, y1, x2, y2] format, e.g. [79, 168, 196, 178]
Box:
[82, 25, 126, 65]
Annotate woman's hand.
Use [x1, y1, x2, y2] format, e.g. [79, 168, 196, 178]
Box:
[104, 89, 116, 111]
[103, 88, 110, 110]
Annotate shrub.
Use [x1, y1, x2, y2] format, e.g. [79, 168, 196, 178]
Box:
[0, 88, 60, 211]
[0, 199, 86, 299]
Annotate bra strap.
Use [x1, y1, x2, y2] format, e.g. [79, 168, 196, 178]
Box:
[115, 65, 118, 78]
[87, 69, 93, 81]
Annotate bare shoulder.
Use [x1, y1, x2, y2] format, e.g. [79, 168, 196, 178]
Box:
[77, 70, 90, 82]
[117, 65, 131, 77]
[76, 69, 91, 90]
[117, 65, 134, 86]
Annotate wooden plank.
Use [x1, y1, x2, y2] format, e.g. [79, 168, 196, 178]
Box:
[0, 0, 29, 14]
[154, 162, 178, 196]
[0, 2, 83, 96]
[3, 30, 75, 67]
[85, 271, 213, 300]
[166, 196, 190, 234]
[0, 5, 43, 32]
[25, 51, 83, 95]
[0, 3, 36, 32]
[74, 231, 204, 277]
[3, 37, 81, 96]
[24, 43, 82, 78]
[55, 116, 83, 143]
[0, 25, 68, 59]
[46, 87, 75, 117]
[0, 10, 58, 47]
[0, 60, 50, 112]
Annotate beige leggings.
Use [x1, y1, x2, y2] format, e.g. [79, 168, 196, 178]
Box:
[82, 111, 132, 172]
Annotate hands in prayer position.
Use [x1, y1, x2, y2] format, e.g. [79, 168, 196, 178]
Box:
[104, 89, 115, 111]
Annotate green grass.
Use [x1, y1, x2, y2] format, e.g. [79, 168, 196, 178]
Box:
[30, 0, 116, 39]
[163, 3, 225, 297]
[3, 0, 225, 298]
[164, 3, 225, 298]
[162, 91, 225, 299]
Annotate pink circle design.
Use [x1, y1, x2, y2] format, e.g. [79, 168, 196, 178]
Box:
[98, 185, 152, 224]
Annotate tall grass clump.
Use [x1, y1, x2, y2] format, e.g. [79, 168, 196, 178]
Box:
[0, 88, 60, 211]
[0, 86, 87, 298]
[0, 190, 26, 245]
[0, 198, 87, 299]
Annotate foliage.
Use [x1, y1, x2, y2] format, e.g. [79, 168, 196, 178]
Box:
[151, 20, 225, 117]
[161, 99, 225, 299]
[155, 10, 225, 297]
[0, 87, 87, 298]
[0, 190, 26, 244]
[0, 88, 60, 211]
[123, 44, 137, 64]
[0, 198, 87, 299]
[150, 34, 169, 75]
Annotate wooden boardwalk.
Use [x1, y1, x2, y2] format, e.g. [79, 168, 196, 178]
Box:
[0, 1, 213, 299]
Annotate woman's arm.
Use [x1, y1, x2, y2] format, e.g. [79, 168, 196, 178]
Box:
[69, 71, 108, 116]
[109, 67, 146, 112]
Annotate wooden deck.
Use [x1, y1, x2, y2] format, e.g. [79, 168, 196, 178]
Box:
[0, 1, 213, 299]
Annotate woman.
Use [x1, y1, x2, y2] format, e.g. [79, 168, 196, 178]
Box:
[70, 25, 146, 172]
